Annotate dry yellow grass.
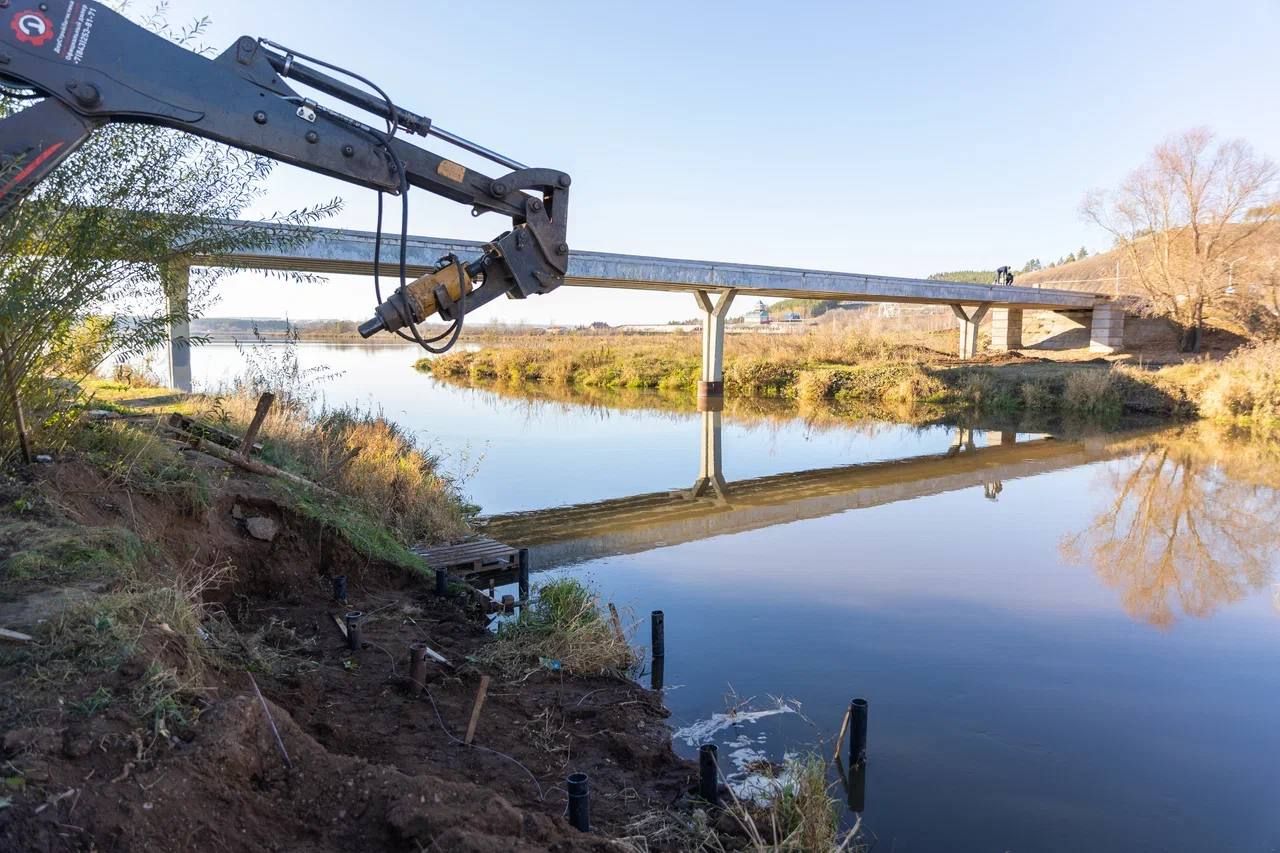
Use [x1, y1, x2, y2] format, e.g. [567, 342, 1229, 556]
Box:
[88, 381, 470, 548]
[422, 325, 1280, 427]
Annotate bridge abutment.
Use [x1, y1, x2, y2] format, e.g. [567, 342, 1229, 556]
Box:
[951, 303, 990, 358]
[1089, 303, 1125, 352]
[695, 288, 736, 407]
[163, 261, 193, 393]
[990, 308, 1023, 351]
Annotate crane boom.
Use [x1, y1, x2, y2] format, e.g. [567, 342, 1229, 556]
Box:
[0, 2, 570, 340]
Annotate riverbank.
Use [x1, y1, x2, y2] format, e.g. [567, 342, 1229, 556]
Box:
[0, 384, 722, 851]
[416, 333, 1280, 428]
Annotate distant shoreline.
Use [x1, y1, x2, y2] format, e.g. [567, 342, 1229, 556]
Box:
[196, 333, 418, 346]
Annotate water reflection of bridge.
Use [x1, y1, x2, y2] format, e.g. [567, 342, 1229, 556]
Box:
[482, 414, 1138, 571]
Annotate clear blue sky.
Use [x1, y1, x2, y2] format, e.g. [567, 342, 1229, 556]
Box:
[158, 0, 1279, 325]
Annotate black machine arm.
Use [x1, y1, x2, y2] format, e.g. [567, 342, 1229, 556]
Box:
[0, 1, 570, 338]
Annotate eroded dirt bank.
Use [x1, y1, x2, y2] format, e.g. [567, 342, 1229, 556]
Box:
[0, 452, 695, 852]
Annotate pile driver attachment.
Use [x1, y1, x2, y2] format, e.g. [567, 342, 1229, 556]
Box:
[0, 1, 570, 346]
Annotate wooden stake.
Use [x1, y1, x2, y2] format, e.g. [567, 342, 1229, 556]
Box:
[239, 392, 275, 457]
[832, 706, 853, 763]
[331, 613, 349, 639]
[463, 675, 490, 745]
[0, 330, 31, 464]
[607, 603, 626, 646]
[0, 627, 33, 643]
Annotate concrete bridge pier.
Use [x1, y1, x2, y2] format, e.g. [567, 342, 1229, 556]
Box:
[951, 303, 990, 358]
[694, 288, 736, 408]
[946, 428, 978, 457]
[163, 261, 193, 393]
[690, 409, 728, 500]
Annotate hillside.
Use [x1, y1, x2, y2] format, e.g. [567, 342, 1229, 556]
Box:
[1019, 220, 1280, 297]
[1018, 249, 1133, 295]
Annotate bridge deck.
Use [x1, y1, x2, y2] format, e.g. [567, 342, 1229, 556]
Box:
[199, 222, 1102, 311]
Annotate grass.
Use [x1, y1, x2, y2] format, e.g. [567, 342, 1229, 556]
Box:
[1064, 369, 1123, 416]
[1183, 342, 1280, 430]
[85, 380, 471, 550]
[418, 328, 950, 400]
[71, 419, 215, 515]
[287, 485, 426, 571]
[1, 524, 144, 584]
[479, 578, 639, 679]
[619, 752, 863, 852]
[27, 559, 232, 730]
[732, 755, 861, 852]
[416, 327, 1220, 422]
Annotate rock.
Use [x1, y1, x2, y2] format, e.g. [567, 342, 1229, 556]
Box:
[246, 516, 279, 542]
[34, 454, 53, 464]
[230, 503, 245, 520]
[85, 410, 121, 421]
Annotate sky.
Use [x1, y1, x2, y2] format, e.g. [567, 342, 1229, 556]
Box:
[151, 0, 1280, 325]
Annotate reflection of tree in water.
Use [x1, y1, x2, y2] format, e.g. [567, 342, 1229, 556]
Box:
[1063, 437, 1280, 627]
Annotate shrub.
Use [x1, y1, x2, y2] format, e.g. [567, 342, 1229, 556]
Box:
[1064, 369, 1122, 416]
[1198, 342, 1280, 426]
[1020, 380, 1057, 411]
[479, 578, 638, 678]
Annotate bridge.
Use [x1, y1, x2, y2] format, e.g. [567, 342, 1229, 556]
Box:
[478, 416, 1152, 572]
[164, 221, 1125, 395]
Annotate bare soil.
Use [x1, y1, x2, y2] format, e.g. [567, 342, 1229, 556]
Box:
[0, 457, 695, 851]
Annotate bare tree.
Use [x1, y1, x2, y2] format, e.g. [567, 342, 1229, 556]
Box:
[1083, 128, 1280, 351]
[1062, 427, 1280, 627]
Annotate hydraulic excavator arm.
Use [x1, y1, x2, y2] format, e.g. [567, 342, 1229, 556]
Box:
[0, 1, 570, 342]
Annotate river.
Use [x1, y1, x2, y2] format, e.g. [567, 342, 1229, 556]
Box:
[189, 341, 1280, 853]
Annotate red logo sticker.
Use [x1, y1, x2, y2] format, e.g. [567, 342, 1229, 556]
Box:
[11, 9, 54, 46]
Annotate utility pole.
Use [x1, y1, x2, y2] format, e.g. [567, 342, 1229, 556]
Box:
[1226, 257, 1246, 294]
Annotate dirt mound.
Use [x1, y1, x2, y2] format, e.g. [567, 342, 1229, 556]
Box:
[0, 457, 695, 851]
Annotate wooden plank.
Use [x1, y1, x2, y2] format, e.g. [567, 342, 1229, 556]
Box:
[416, 544, 513, 564]
[463, 675, 490, 745]
[0, 627, 33, 643]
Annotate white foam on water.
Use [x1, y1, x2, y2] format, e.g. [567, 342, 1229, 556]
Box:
[725, 749, 799, 803]
[672, 701, 797, 747]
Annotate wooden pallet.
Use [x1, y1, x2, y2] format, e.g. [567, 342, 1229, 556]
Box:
[412, 536, 519, 577]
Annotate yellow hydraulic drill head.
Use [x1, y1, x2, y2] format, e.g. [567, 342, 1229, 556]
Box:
[358, 260, 474, 337]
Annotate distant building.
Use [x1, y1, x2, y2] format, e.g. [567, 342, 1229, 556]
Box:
[782, 312, 802, 323]
[743, 300, 772, 325]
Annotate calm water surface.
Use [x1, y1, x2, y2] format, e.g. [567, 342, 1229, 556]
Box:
[191, 342, 1280, 853]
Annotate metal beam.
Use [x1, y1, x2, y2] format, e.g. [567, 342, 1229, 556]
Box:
[196, 221, 1105, 312]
